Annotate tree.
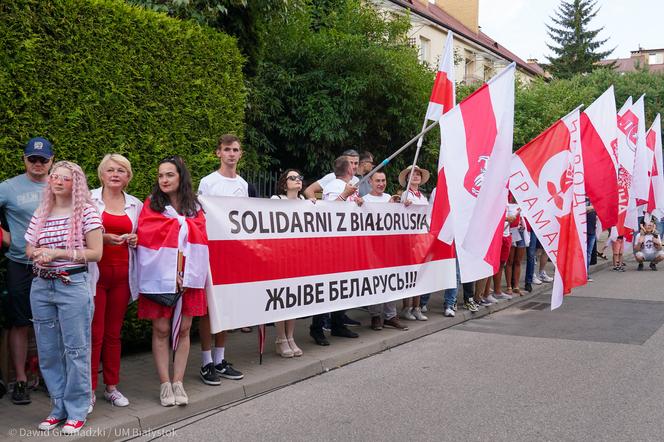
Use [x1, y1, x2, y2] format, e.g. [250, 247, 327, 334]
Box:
[245, 0, 438, 184]
[546, 0, 614, 79]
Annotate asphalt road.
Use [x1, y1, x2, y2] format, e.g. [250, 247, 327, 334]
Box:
[142, 263, 664, 442]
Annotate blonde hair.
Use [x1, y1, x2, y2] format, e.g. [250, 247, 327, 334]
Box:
[97, 153, 133, 187]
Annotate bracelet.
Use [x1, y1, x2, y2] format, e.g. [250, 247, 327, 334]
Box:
[338, 195, 347, 201]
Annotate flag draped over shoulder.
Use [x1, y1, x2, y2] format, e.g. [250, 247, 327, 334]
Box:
[441, 63, 516, 282]
[510, 109, 587, 310]
[647, 115, 664, 218]
[429, 31, 455, 244]
[137, 201, 209, 349]
[580, 86, 619, 228]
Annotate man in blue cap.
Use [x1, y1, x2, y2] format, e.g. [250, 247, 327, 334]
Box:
[0, 137, 54, 405]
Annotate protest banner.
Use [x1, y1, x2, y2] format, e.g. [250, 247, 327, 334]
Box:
[200, 197, 456, 332]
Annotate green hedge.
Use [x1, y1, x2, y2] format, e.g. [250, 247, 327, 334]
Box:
[0, 0, 246, 347]
[0, 0, 246, 197]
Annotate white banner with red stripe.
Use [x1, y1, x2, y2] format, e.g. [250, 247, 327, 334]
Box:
[200, 196, 456, 332]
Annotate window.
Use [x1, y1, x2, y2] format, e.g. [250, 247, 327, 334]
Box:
[649, 53, 663, 65]
[419, 36, 431, 64]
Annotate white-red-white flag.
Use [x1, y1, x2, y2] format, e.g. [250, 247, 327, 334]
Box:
[137, 203, 209, 350]
[425, 31, 455, 121]
[510, 109, 587, 309]
[615, 96, 635, 236]
[580, 86, 619, 228]
[441, 63, 515, 282]
[628, 95, 649, 226]
[647, 114, 664, 218]
[429, 31, 455, 243]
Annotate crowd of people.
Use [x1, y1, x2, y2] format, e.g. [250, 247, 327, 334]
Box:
[1, 137, 662, 434]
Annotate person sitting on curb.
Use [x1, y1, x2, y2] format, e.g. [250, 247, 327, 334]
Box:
[634, 218, 664, 271]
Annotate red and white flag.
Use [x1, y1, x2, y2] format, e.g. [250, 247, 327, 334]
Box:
[647, 114, 664, 218]
[580, 86, 619, 228]
[628, 95, 649, 225]
[137, 203, 209, 350]
[429, 31, 455, 244]
[425, 31, 455, 121]
[510, 109, 587, 309]
[441, 63, 515, 282]
[615, 96, 635, 236]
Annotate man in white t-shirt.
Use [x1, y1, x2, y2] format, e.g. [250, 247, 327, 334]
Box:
[197, 134, 247, 386]
[364, 172, 409, 331]
[310, 157, 363, 346]
[303, 149, 360, 199]
[634, 219, 664, 271]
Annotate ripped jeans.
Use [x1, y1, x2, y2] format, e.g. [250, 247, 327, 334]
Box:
[31, 272, 92, 421]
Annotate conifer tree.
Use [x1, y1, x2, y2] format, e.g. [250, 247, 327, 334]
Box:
[546, 0, 614, 79]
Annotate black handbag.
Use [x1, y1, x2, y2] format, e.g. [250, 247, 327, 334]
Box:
[141, 290, 183, 307]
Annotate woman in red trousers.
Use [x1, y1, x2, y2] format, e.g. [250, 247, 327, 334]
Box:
[89, 154, 143, 412]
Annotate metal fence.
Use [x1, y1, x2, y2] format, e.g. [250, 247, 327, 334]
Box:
[244, 169, 281, 198]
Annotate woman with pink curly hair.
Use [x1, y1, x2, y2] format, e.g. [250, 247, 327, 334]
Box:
[25, 161, 103, 435]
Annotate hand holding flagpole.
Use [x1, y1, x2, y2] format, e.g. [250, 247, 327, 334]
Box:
[402, 31, 456, 202]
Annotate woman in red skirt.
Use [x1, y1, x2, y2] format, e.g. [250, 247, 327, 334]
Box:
[136, 156, 209, 407]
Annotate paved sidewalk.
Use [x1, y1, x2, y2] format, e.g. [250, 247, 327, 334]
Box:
[0, 259, 611, 441]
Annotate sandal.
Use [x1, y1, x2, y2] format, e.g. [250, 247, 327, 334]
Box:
[512, 287, 521, 295]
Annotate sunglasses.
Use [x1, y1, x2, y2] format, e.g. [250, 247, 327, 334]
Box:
[27, 156, 51, 164]
[286, 175, 304, 181]
[49, 174, 73, 183]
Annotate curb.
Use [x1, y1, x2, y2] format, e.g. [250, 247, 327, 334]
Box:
[47, 258, 613, 441]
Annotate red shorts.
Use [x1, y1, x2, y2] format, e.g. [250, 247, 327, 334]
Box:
[138, 288, 207, 319]
[500, 235, 512, 263]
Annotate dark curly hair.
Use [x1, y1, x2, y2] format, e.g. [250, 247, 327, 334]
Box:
[149, 155, 200, 217]
[275, 168, 304, 196]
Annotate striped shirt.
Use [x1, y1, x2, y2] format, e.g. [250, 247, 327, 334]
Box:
[25, 205, 103, 270]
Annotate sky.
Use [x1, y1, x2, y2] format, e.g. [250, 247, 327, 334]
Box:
[478, 0, 664, 63]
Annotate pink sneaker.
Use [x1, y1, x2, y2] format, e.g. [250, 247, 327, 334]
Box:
[38, 416, 66, 431]
[61, 419, 86, 435]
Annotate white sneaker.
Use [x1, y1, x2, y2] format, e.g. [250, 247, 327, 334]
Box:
[172, 381, 188, 406]
[412, 307, 428, 321]
[160, 382, 175, 407]
[494, 292, 513, 300]
[532, 275, 543, 285]
[104, 388, 129, 407]
[421, 305, 428, 313]
[443, 307, 456, 317]
[400, 307, 416, 320]
[539, 271, 553, 283]
[485, 294, 499, 303]
[88, 393, 95, 414]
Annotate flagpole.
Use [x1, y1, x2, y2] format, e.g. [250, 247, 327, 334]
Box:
[401, 118, 430, 202]
[357, 119, 440, 186]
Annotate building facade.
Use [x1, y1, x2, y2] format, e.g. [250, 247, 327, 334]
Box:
[599, 47, 664, 74]
[373, 0, 546, 84]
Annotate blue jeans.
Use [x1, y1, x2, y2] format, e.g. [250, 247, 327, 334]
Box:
[525, 234, 538, 283]
[442, 259, 474, 307]
[587, 233, 597, 272]
[31, 272, 93, 421]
